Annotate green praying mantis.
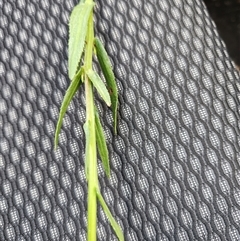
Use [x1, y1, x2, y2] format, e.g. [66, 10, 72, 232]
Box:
[54, 0, 124, 240]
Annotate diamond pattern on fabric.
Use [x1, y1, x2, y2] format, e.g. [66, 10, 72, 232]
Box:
[0, 0, 240, 240]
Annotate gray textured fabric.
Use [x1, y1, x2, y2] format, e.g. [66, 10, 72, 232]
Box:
[1, 0, 240, 240]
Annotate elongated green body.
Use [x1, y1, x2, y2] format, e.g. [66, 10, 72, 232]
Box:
[94, 38, 118, 133]
[55, 2, 123, 240]
[86, 69, 111, 106]
[68, 2, 94, 80]
[96, 189, 124, 241]
[95, 109, 110, 177]
[54, 68, 83, 147]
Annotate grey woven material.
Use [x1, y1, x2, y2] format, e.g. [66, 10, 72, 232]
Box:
[1, 0, 240, 240]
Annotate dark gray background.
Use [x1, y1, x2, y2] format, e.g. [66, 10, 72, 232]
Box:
[0, 0, 240, 240]
[204, 0, 240, 67]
